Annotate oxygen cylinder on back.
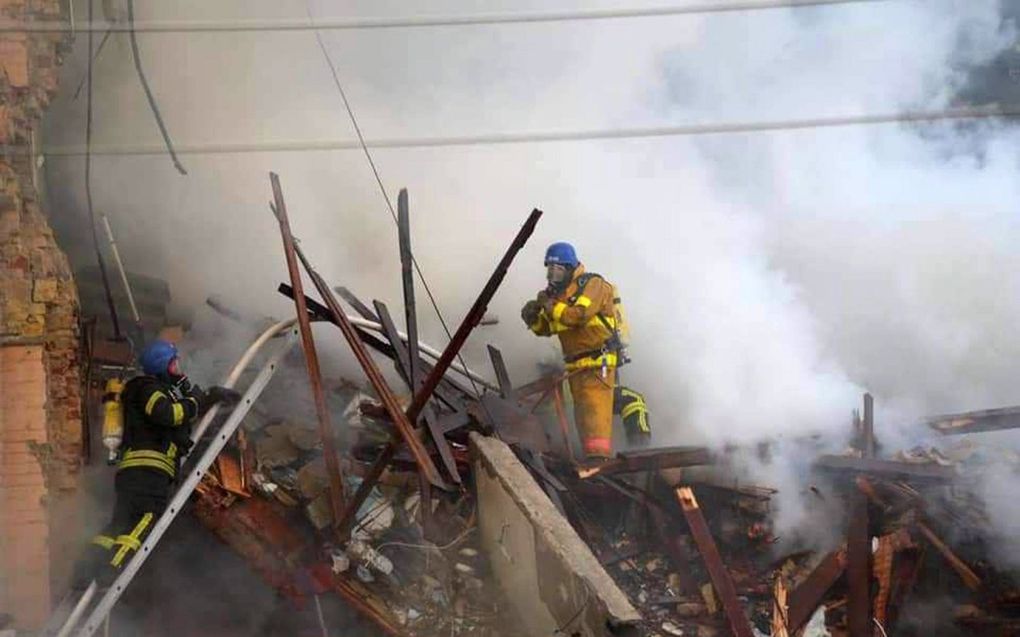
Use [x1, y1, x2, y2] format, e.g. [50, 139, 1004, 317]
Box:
[102, 378, 125, 464]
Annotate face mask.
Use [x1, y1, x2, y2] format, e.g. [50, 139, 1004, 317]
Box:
[546, 264, 569, 286]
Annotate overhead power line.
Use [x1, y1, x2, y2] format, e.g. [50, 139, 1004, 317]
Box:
[3, 0, 890, 34]
[20, 105, 1019, 158]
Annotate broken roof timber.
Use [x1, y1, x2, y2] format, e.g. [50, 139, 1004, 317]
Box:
[577, 446, 713, 479]
[925, 404, 1020, 435]
[787, 549, 846, 634]
[814, 455, 955, 481]
[676, 486, 756, 637]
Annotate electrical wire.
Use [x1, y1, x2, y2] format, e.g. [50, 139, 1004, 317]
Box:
[3, 0, 892, 34]
[84, 0, 122, 340]
[72, 28, 111, 100]
[125, 0, 187, 175]
[305, 3, 490, 409]
[28, 104, 1020, 158]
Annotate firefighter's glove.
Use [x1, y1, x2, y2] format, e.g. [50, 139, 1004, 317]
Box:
[521, 300, 541, 326]
[206, 385, 242, 407]
[536, 290, 555, 315]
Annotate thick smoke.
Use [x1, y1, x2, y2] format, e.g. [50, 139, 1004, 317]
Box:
[40, 0, 1020, 555]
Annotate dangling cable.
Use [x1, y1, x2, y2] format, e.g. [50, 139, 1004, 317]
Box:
[125, 0, 186, 175]
[85, 0, 122, 340]
[305, 4, 490, 406]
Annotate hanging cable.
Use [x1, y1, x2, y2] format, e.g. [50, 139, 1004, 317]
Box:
[28, 103, 1020, 157]
[84, 0, 122, 340]
[125, 0, 187, 175]
[305, 4, 491, 405]
[72, 28, 111, 100]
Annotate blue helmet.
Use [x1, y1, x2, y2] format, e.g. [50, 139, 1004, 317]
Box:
[544, 242, 579, 268]
[139, 339, 178, 376]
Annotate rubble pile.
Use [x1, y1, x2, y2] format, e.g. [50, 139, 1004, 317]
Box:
[192, 396, 526, 637]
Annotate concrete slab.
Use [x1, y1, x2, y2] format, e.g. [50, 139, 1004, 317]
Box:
[470, 432, 641, 636]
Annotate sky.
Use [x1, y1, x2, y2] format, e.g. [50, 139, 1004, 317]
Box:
[38, 0, 1020, 545]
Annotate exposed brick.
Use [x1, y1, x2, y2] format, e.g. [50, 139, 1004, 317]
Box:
[1, 3, 78, 628]
[4, 507, 46, 525]
[1, 471, 45, 487]
[0, 37, 29, 87]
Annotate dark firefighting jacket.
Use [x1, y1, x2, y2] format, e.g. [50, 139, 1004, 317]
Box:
[118, 375, 202, 479]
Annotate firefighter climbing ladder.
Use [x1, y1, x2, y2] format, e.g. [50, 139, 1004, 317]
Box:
[48, 323, 299, 637]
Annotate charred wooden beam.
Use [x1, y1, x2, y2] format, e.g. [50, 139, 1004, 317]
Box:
[856, 476, 981, 591]
[863, 392, 876, 457]
[374, 300, 461, 484]
[487, 345, 516, 400]
[815, 455, 955, 481]
[916, 523, 981, 591]
[846, 489, 872, 637]
[281, 282, 473, 413]
[578, 446, 713, 479]
[269, 172, 347, 531]
[675, 486, 755, 637]
[926, 404, 1020, 436]
[787, 549, 846, 633]
[334, 285, 379, 322]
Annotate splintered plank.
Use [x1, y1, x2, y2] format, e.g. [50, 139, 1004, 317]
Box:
[787, 548, 846, 633]
[675, 486, 755, 637]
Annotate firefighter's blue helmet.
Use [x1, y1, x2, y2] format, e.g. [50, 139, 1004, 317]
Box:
[544, 242, 579, 268]
[139, 339, 178, 376]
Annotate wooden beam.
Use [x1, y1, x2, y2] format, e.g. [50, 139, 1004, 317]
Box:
[269, 172, 346, 531]
[374, 300, 461, 484]
[815, 455, 955, 481]
[675, 486, 755, 637]
[787, 549, 846, 633]
[846, 489, 872, 637]
[926, 404, 1020, 436]
[578, 446, 713, 479]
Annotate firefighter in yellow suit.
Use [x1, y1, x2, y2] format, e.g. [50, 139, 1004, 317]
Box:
[522, 242, 623, 460]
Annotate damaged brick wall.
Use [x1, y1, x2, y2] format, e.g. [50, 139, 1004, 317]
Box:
[1, 0, 82, 628]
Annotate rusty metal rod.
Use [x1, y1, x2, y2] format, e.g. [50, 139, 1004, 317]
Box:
[269, 172, 347, 529]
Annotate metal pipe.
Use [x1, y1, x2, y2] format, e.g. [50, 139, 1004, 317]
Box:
[99, 213, 141, 324]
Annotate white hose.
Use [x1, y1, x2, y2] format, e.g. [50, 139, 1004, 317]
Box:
[189, 313, 496, 444]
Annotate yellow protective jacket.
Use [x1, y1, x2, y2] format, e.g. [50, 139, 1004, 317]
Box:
[528, 265, 618, 370]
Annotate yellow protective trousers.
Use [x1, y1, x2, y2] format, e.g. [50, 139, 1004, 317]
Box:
[568, 367, 616, 458]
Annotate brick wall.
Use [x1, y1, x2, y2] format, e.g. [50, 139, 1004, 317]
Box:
[0, 346, 52, 628]
[1, 0, 81, 629]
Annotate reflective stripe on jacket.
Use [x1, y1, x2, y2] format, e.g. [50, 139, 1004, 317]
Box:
[527, 264, 618, 367]
[119, 376, 199, 479]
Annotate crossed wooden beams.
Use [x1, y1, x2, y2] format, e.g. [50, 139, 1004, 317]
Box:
[269, 171, 541, 540]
